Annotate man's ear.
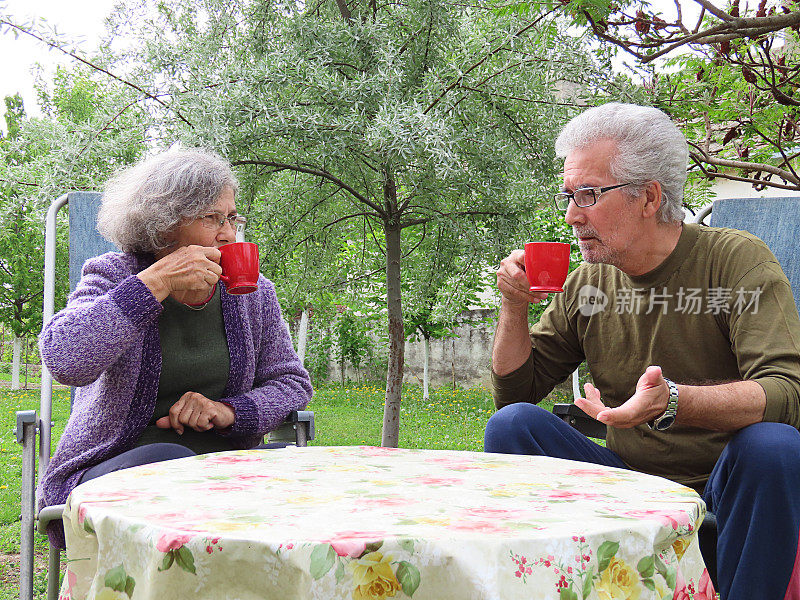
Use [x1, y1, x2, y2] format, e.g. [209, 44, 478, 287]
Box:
[641, 181, 662, 218]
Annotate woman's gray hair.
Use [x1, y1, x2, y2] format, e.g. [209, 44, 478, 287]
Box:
[98, 148, 239, 253]
[555, 103, 688, 223]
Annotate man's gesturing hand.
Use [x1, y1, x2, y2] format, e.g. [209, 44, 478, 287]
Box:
[574, 366, 670, 429]
[155, 391, 235, 434]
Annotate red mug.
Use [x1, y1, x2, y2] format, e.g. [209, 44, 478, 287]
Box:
[523, 242, 571, 293]
[219, 242, 259, 295]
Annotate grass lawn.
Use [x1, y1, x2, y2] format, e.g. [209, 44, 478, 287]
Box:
[0, 373, 43, 386]
[0, 383, 567, 599]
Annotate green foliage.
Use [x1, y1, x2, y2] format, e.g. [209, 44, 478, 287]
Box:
[655, 49, 799, 195]
[0, 96, 46, 338]
[0, 62, 144, 337]
[547, 0, 800, 193]
[2, 0, 606, 441]
[334, 309, 374, 379]
[305, 328, 334, 384]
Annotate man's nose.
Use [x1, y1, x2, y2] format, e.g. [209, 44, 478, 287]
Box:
[564, 199, 584, 226]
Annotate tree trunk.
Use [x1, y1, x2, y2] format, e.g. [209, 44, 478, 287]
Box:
[382, 188, 404, 447]
[423, 334, 430, 401]
[11, 336, 21, 390]
[297, 309, 309, 365]
[23, 337, 29, 389]
[452, 337, 456, 389]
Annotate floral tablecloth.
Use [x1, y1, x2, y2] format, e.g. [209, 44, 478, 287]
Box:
[59, 446, 713, 600]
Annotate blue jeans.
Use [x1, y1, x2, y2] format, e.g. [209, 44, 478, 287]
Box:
[484, 404, 800, 600]
[79, 443, 197, 483]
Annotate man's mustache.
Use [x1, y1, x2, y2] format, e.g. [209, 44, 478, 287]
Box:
[573, 228, 600, 240]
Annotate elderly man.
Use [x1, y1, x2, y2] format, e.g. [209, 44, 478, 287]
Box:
[485, 103, 800, 600]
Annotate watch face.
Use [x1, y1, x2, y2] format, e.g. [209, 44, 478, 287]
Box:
[654, 415, 676, 431]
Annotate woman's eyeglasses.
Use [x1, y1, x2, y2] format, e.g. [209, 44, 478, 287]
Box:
[199, 212, 247, 231]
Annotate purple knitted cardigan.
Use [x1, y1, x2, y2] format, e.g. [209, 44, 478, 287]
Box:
[38, 252, 312, 546]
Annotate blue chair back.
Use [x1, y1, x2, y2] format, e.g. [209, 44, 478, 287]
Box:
[710, 198, 800, 310]
[68, 191, 116, 292]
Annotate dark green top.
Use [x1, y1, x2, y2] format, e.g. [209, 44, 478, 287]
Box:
[492, 223, 800, 491]
[135, 285, 235, 453]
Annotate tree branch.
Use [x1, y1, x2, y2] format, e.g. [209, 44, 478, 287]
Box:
[0, 19, 195, 129]
[401, 209, 508, 228]
[232, 159, 386, 216]
[688, 142, 800, 185]
[423, 9, 555, 114]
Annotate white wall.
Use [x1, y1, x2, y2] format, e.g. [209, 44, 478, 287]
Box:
[709, 179, 799, 200]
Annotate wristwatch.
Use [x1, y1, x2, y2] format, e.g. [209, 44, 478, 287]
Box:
[648, 377, 679, 431]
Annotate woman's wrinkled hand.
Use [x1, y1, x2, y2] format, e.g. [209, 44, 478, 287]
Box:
[137, 245, 222, 302]
[155, 391, 235, 434]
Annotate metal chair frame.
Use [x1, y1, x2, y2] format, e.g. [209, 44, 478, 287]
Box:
[15, 193, 314, 600]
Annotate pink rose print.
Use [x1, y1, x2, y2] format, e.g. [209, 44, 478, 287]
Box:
[356, 446, 402, 457]
[462, 506, 516, 518]
[77, 506, 88, 526]
[673, 567, 715, 600]
[58, 570, 77, 600]
[321, 530, 387, 557]
[413, 476, 465, 486]
[331, 540, 367, 557]
[622, 509, 692, 530]
[235, 474, 274, 481]
[156, 533, 194, 553]
[541, 489, 604, 501]
[201, 454, 264, 465]
[204, 483, 256, 493]
[357, 497, 409, 508]
[449, 520, 516, 534]
[563, 467, 618, 477]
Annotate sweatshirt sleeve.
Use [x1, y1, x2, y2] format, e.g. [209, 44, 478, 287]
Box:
[220, 279, 313, 438]
[728, 261, 800, 427]
[492, 285, 585, 409]
[38, 254, 162, 387]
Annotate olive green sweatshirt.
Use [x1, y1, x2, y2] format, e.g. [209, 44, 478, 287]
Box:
[492, 223, 800, 490]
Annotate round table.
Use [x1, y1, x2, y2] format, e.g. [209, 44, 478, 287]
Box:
[60, 446, 714, 600]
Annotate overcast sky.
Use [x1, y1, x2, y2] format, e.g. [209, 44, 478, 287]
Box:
[0, 0, 705, 134]
[0, 0, 118, 130]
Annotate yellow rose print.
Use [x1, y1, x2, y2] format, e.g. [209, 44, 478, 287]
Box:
[596, 557, 641, 600]
[350, 551, 402, 600]
[672, 536, 690, 560]
[95, 588, 130, 600]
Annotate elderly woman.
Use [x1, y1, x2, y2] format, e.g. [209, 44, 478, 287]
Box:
[39, 148, 312, 546]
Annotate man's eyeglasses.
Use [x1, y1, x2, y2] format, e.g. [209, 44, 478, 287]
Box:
[198, 212, 247, 231]
[553, 182, 633, 211]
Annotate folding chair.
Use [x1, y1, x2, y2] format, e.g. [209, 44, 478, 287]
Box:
[552, 196, 800, 590]
[15, 191, 314, 600]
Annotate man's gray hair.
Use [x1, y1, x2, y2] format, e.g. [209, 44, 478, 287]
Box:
[98, 148, 239, 253]
[555, 103, 688, 223]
